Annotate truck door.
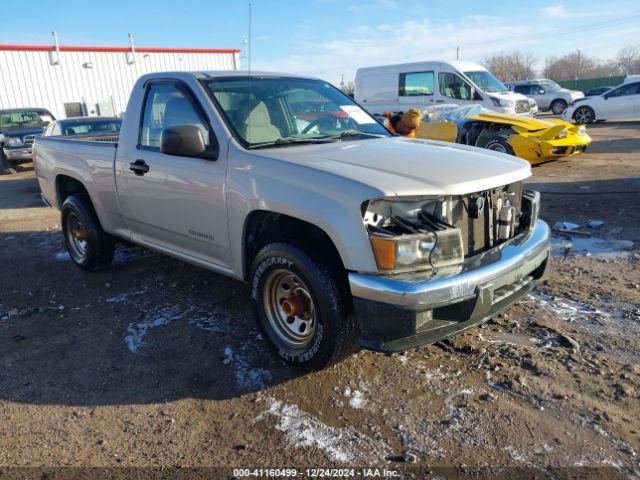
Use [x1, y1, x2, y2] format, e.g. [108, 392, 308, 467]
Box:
[117, 80, 231, 269]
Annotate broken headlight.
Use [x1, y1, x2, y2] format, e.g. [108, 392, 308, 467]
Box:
[364, 198, 464, 272]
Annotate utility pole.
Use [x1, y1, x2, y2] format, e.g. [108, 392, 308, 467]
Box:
[456, 47, 459, 60]
[340, 74, 344, 90]
[575, 49, 581, 90]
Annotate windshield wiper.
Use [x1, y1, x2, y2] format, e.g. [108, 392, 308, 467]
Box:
[248, 136, 341, 149]
[324, 130, 387, 139]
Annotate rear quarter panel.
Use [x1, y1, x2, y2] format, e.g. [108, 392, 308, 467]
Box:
[35, 137, 126, 236]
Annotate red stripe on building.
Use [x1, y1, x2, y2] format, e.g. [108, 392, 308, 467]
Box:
[0, 44, 240, 53]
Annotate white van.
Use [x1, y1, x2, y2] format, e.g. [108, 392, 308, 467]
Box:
[355, 60, 537, 116]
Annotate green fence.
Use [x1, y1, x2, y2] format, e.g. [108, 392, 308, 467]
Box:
[557, 76, 625, 92]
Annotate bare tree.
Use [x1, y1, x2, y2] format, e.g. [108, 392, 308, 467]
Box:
[546, 51, 622, 81]
[617, 45, 640, 74]
[484, 52, 538, 82]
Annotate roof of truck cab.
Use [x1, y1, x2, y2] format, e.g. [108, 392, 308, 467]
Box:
[139, 71, 321, 80]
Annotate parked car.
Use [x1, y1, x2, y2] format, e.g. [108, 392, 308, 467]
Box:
[35, 71, 550, 369]
[396, 104, 591, 164]
[585, 86, 614, 97]
[563, 78, 640, 123]
[43, 117, 122, 137]
[355, 61, 537, 116]
[506, 79, 584, 114]
[0, 108, 55, 167]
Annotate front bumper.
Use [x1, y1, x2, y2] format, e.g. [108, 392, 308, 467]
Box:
[349, 220, 551, 352]
[3, 147, 32, 161]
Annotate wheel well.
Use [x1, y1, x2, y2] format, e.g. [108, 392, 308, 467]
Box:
[243, 211, 346, 282]
[56, 175, 89, 206]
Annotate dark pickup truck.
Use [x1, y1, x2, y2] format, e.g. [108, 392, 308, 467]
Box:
[0, 108, 55, 171]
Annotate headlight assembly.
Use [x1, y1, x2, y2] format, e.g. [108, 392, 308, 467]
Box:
[6, 137, 24, 147]
[578, 126, 587, 135]
[370, 229, 464, 271]
[490, 96, 514, 108]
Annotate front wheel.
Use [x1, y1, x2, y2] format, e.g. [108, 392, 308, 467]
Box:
[61, 195, 114, 271]
[573, 106, 595, 124]
[250, 243, 359, 370]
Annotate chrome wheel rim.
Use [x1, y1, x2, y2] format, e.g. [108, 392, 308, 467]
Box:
[263, 269, 316, 348]
[66, 212, 88, 262]
[487, 143, 507, 153]
[575, 108, 592, 124]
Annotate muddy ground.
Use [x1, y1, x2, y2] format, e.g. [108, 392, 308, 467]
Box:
[0, 123, 639, 479]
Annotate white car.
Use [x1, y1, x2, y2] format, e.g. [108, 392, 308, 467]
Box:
[564, 78, 640, 123]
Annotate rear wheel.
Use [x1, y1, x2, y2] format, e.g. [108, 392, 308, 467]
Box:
[484, 137, 515, 156]
[61, 195, 114, 271]
[573, 106, 595, 124]
[250, 243, 359, 370]
[550, 99, 567, 115]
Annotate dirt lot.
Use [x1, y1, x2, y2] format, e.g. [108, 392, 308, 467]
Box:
[1, 123, 639, 479]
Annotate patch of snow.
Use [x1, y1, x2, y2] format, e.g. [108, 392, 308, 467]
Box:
[529, 291, 640, 338]
[223, 345, 272, 391]
[551, 235, 634, 260]
[348, 390, 367, 409]
[124, 305, 189, 353]
[256, 397, 387, 463]
[55, 251, 70, 261]
[106, 288, 148, 303]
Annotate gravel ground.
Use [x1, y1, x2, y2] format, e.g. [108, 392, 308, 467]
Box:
[0, 123, 639, 479]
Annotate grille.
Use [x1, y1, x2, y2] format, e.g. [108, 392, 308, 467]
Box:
[515, 100, 530, 114]
[451, 183, 523, 257]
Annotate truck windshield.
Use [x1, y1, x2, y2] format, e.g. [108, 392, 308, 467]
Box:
[0, 109, 54, 129]
[202, 76, 390, 148]
[463, 71, 508, 93]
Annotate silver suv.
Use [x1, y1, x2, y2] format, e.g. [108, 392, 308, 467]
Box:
[506, 79, 584, 114]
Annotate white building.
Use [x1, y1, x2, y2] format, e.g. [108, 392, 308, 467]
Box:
[0, 42, 240, 119]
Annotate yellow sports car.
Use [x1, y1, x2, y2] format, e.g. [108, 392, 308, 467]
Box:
[413, 105, 591, 164]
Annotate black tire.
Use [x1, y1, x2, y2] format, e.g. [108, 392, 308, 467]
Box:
[573, 106, 595, 124]
[550, 99, 567, 115]
[61, 195, 114, 271]
[250, 242, 359, 370]
[484, 136, 515, 156]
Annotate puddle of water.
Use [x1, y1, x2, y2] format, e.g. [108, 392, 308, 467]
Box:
[551, 236, 634, 260]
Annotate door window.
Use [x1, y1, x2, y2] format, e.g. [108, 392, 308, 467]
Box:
[606, 82, 640, 98]
[399, 71, 434, 96]
[513, 85, 530, 94]
[139, 83, 210, 149]
[529, 84, 545, 94]
[439, 73, 472, 100]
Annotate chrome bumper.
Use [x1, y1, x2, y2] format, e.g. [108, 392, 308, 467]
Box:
[4, 147, 32, 161]
[350, 220, 551, 308]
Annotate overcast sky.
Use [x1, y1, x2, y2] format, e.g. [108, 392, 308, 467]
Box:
[1, 0, 639, 84]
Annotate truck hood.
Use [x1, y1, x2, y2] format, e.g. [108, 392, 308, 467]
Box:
[262, 137, 531, 197]
[0, 126, 45, 138]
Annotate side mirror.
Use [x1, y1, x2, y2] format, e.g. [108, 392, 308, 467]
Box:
[160, 125, 218, 160]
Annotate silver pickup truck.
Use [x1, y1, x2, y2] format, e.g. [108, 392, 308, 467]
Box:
[35, 71, 550, 369]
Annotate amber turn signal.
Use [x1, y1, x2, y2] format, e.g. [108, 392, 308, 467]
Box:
[370, 236, 396, 270]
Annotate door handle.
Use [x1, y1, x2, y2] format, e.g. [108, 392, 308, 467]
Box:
[435, 99, 445, 103]
[129, 159, 150, 176]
